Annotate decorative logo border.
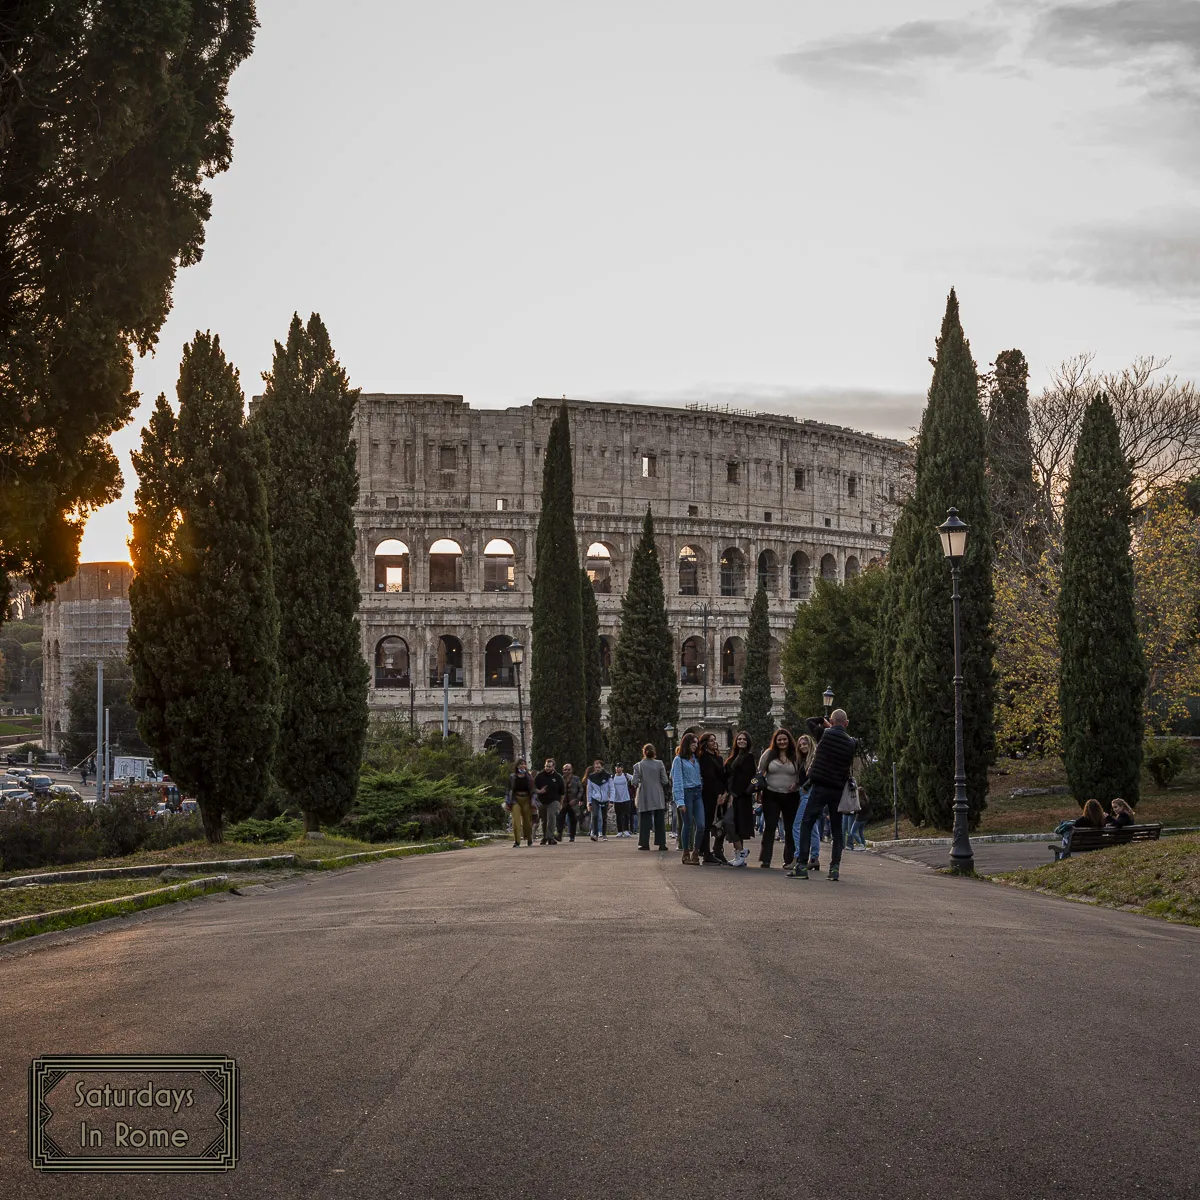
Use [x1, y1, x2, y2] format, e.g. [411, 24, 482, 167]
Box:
[29, 1055, 238, 1173]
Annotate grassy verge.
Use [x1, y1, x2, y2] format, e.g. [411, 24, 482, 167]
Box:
[0, 875, 225, 920]
[994, 835, 1200, 926]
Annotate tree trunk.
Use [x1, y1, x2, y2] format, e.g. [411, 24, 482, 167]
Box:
[201, 803, 224, 844]
[303, 809, 319, 833]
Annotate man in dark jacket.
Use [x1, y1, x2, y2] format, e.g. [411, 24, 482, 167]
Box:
[789, 709, 857, 881]
[533, 759, 564, 845]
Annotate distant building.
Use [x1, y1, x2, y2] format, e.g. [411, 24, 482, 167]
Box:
[41, 563, 133, 755]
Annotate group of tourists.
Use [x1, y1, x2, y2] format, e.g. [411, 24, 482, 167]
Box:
[505, 708, 864, 882]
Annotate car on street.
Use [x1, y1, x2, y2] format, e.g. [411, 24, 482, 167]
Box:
[27, 775, 54, 796]
[48, 784, 82, 802]
[1, 785, 33, 808]
[180, 799, 199, 816]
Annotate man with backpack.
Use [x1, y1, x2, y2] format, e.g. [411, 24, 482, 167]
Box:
[788, 709, 857, 881]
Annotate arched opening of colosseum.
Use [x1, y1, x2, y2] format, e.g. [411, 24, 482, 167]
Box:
[430, 634, 465, 687]
[768, 637, 782, 685]
[678, 545, 702, 596]
[844, 556, 860, 580]
[484, 730, 515, 762]
[790, 551, 811, 600]
[720, 548, 746, 597]
[429, 539, 464, 592]
[721, 637, 745, 685]
[586, 543, 613, 593]
[374, 636, 410, 689]
[484, 635, 516, 687]
[820, 553, 838, 582]
[680, 636, 704, 685]
[598, 636, 613, 686]
[483, 539, 516, 592]
[757, 550, 779, 595]
[374, 539, 410, 593]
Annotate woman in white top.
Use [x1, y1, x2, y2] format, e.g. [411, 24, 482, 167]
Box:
[610, 764, 633, 837]
[756, 728, 806, 869]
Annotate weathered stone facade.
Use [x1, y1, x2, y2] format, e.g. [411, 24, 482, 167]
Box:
[356, 396, 908, 757]
[41, 563, 133, 755]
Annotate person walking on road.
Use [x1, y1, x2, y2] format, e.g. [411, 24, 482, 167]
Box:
[586, 760, 612, 840]
[790, 710, 857, 881]
[757, 729, 804, 870]
[611, 764, 633, 836]
[670, 733, 704, 865]
[697, 732, 728, 864]
[559, 763, 584, 842]
[508, 759, 535, 847]
[847, 785, 870, 850]
[533, 758, 564, 845]
[633, 744, 670, 851]
[723, 732, 756, 868]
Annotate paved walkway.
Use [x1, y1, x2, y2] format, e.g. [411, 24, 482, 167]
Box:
[874, 841, 1056, 873]
[1, 836, 1196, 1198]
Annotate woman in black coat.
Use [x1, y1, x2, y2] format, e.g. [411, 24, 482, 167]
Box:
[697, 732, 729, 864]
[723, 731, 756, 868]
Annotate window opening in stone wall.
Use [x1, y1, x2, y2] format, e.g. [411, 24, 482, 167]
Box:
[844, 556, 860, 579]
[821, 553, 838, 581]
[847, 475, 857, 499]
[483, 539, 516, 592]
[597, 501, 611, 514]
[484, 635, 517, 686]
[889, 483, 895, 502]
[678, 545, 700, 596]
[374, 539, 410, 593]
[794, 468, 806, 490]
[721, 637, 746, 686]
[680, 636, 705, 685]
[642, 454, 656, 478]
[439, 446, 457, 471]
[719, 548, 746, 597]
[483, 731, 515, 762]
[824, 517, 831, 528]
[688, 504, 698, 517]
[496, 499, 507, 510]
[586, 542, 612, 593]
[374, 636, 410, 689]
[790, 551, 811, 599]
[598, 636, 613, 686]
[428, 538, 464, 592]
[431, 634, 465, 687]
[385, 496, 398, 509]
[727, 461, 740, 484]
[757, 550, 779, 594]
[764, 511, 772, 522]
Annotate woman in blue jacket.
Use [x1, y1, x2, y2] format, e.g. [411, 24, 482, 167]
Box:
[670, 733, 704, 865]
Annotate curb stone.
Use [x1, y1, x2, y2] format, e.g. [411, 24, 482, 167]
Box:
[0, 855, 298, 889]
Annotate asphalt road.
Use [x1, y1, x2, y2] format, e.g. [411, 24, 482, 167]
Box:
[1, 838, 1196, 1199]
[877, 841, 1057, 873]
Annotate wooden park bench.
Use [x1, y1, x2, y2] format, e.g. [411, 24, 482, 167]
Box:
[1051, 823, 1163, 861]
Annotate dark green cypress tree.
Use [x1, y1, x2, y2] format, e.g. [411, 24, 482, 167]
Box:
[738, 584, 775, 750]
[529, 404, 586, 767]
[1057, 394, 1146, 805]
[580, 566, 605, 765]
[607, 508, 678, 764]
[254, 314, 369, 832]
[128, 333, 279, 843]
[986, 349, 1038, 559]
[892, 290, 996, 830]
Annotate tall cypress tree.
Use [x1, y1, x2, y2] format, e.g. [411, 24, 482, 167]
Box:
[607, 508, 678, 765]
[254, 314, 369, 832]
[986, 349, 1038, 558]
[580, 566, 605, 765]
[530, 404, 586, 767]
[1058, 394, 1146, 805]
[738, 584, 775, 750]
[891, 290, 996, 830]
[128, 333, 279, 842]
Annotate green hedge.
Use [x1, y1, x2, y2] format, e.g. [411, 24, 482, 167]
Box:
[340, 769, 504, 843]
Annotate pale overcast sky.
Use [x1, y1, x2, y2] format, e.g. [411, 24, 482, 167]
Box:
[81, 0, 1200, 560]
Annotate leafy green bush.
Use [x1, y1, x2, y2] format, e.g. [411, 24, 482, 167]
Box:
[341, 768, 503, 843]
[1144, 737, 1189, 788]
[226, 815, 303, 844]
[363, 721, 510, 793]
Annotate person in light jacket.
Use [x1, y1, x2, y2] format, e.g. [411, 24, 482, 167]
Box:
[611, 764, 633, 836]
[633, 744, 670, 851]
[670, 733, 704, 865]
[586, 760, 613, 840]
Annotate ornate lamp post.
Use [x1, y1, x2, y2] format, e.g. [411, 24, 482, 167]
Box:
[937, 508, 974, 875]
[822, 685, 834, 717]
[690, 602, 710, 722]
[508, 638, 527, 763]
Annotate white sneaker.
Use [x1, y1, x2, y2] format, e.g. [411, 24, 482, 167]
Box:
[732, 849, 748, 868]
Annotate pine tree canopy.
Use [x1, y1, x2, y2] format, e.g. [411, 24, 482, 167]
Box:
[0, 2, 258, 627]
[254, 314, 369, 831]
[1058, 393, 1146, 805]
[580, 567, 605, 765]
[529, 403, 586, 767]
[607, 508, 678, 765]
[986, 349, 1038, 558]
[882, 290, 997, 830]
[127, 333, 279, 842]
[738, 584, 775, 751]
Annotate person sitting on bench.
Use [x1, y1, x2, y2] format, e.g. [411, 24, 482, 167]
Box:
[1106, 797, 1136, 830]
[1075, 798, 1106, 830]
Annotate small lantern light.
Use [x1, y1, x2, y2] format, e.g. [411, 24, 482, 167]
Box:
[937, 508, 969, 565]
[823, 686, 835, 714]
[507, 638, 524, 666]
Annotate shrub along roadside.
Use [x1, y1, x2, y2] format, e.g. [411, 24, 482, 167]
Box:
[342, 769, 504, 843]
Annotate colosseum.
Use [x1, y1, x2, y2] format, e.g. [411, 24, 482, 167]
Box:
[355, 395, 908, 759]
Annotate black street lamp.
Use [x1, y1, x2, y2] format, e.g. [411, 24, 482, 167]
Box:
[690, 602, 711, 723]
[509, 638, 527, 763]
[937, 507, 974, 875]
[822, 685, 834, 716]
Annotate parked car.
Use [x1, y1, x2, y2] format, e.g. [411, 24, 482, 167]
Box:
[48, 784, 81, 802]
[27, 775, 54, 796]
[180, 799, 199, 816]
[1, 785, 33, 808]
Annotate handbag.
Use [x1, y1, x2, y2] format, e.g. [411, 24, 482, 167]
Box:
[750, 772, 768, 795]
[838, 778, 861, 814]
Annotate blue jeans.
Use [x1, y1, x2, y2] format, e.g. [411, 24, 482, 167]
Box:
[842, 813, 855, 844]
[590, 800, 607, 837]
[682, 785, 705, 852]
[792, 791, 822, 864]
[848, 818, 867, 848]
